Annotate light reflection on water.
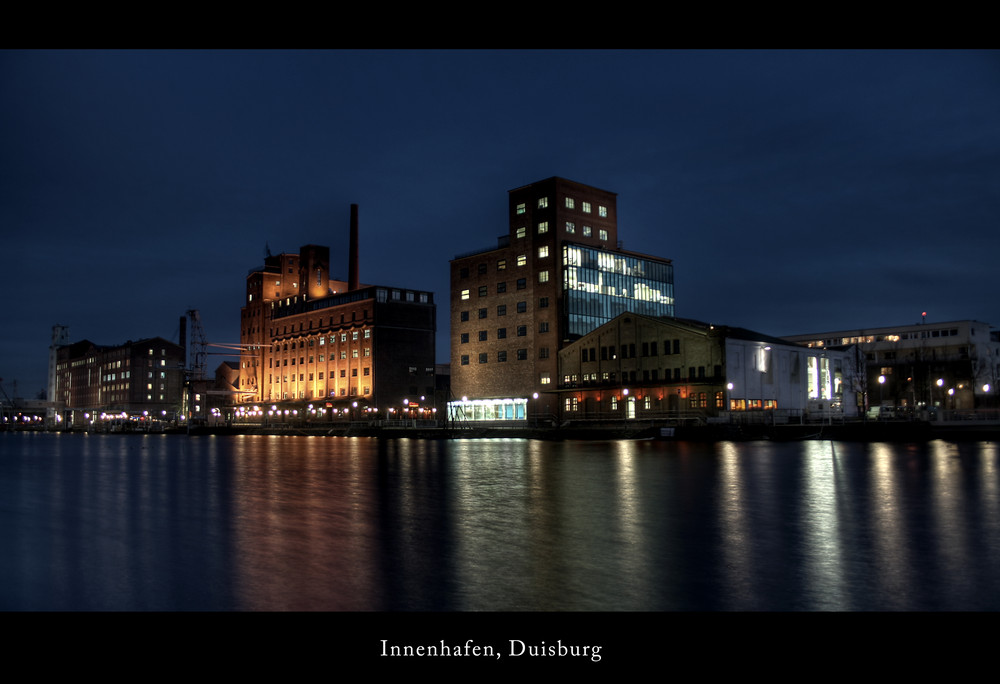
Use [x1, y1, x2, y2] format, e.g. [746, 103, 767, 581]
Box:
[1, 432, 999, 611]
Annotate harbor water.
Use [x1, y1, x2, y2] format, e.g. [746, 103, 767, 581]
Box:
[2, 431, 999, 611]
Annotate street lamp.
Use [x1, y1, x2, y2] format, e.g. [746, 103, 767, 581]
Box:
[878, 374, 885, 409]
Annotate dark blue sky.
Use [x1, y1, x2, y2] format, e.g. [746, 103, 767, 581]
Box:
[3, 49, 999, 397]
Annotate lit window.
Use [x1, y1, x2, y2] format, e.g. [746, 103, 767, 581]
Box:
[598, 205, 607, 217]
[565, 197, 574, 209]
[538, 246, 549, 258]
[583, 225, 592, 237]
[538, 197, 548, 208]
[461, 289, 470, 300]
[565, 222, 575, 234]
[497, 259, 506, 270]
[541, 372, 551, 384]
[582, 201, 591, 213]
[517, 254, 527, 266]
[364, 330, 371, 339]
[352, 331, 359, 340]
[516, 226, 526, 239]
[599, 229, 608, 241]
[538, 221, 548, 234]
[539, 271, 549, 283]
[516, 203, 526, 215]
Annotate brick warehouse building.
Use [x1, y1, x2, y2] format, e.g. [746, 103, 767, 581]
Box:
[54, 335, 186, 428]
[237, 205, 437, 419]
[448, 177, 675, 423]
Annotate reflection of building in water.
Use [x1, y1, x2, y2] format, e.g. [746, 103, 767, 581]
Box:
[448, 177, 675, 423]
[783, 319, 1000, 409]
[553, 313, 859, 422]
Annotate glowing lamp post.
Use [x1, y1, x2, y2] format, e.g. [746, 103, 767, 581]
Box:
[878, 375, 885, 408]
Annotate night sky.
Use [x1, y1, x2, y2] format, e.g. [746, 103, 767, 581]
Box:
[2, 49, 998, 398]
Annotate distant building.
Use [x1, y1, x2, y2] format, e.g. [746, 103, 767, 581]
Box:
[54, 336, 186, 428]
[783, 319, 1000, 410]
[237, 205, 437, 418]
[551, 313, 859, 423]
[448, 177, 675, 423]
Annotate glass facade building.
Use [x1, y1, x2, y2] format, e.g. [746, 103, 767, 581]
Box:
[563, 243, 674, 338]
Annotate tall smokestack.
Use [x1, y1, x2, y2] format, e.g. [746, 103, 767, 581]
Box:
[349, 203, 359, 291]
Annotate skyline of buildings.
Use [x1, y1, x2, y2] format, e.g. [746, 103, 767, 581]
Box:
[12, 176, 1000, 425]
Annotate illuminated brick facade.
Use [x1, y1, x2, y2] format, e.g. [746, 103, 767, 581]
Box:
[238, 237, 436, 413]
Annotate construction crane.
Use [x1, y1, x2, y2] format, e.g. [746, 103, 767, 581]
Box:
[186, 309, 208, 381]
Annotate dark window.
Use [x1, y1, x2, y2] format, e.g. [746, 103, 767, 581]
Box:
[498, 328, 507, 339]
[479, 308, 488, 319]
[497, 304, 507, 316]
[478, 263, 487, 275]
[539, 297, 549, 308]
[539, 347, 549, 359]
[517, 326, 527, 337]
[459, 267, 469, 278]
[460, 333, 469, 344]
[478, 286, 487, 297]
[517, 278, 527, 290]
[498, 351, 507, 362]
[461, 355, 469, 365]
[497, 282, 507, 293]
[539, 322, 549, 333]
[460, 311, 469, 322]
[479, 353, 488, 364]
[479, 330, 488, 341]
[517, 301, 527, 313]
[673, 339, 680, 354]
[517, 348, 527, 361]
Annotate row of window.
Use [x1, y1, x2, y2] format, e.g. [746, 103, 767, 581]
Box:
[515, 197, 609, 216]
[270, 348, 371, 366]
[458, 297, 549, 322]
[460, 348, 552, 364]
[580, 340, 685, 361]
[459, 322, 551, 343]
[274, 367, 370, 381]
[511, 223, 609, 241]
[562, 366, 722, 384]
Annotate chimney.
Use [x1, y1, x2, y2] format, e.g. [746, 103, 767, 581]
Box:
[349, 203, 359, 291]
